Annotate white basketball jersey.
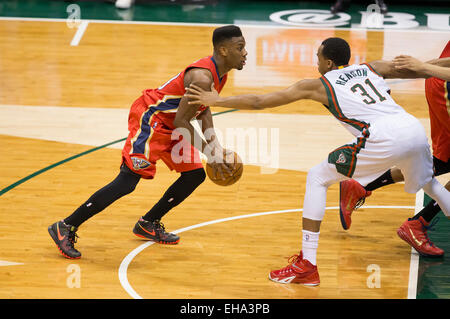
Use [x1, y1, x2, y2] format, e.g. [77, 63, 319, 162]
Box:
[320, 63, 406, 137]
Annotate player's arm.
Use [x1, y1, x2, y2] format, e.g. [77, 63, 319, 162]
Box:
[367, 60, 428, 79]
[195, 106, 223, 160]
[425, 57, 450, 67]
[185, 79, 328, 110]
[196, 106, 234, 175]
[173, 68, 216, 156]
[174, 68, 231, 177]
[195, 106, 217, 149]
[393, 55, 450, 81]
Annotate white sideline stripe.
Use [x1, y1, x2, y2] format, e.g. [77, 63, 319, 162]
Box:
[407, 189, 424, 299]
[0, 16, 449, 34]
[0, 260, 24, 267]
[119, 205, 415, 299]
[70, 20, 89, 46]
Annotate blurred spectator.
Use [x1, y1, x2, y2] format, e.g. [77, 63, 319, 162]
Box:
[331, 0, 388, 14]
[116, 0, 134, 9]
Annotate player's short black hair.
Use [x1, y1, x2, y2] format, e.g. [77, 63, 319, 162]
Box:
[212, 25, 243, 48]
[321, 37, 351, 66]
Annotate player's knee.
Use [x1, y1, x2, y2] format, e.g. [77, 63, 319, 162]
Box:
[182, 168, 206, 186]
[122, 180, 138, 195]
[306, 161, 337, 188]
[115, 174, 139, 196]
[197, 168, 207, 184]
[306, 164, 325, 186]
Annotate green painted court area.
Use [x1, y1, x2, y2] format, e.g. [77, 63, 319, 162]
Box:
[418, 195, 450, 299]
[1, 0, 449, 299]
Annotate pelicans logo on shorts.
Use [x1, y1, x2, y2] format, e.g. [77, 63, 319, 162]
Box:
[131, 157, 151, 170]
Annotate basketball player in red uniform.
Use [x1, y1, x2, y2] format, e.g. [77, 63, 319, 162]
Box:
[339, 41, 450, 257]
[48, 25, 248, 259]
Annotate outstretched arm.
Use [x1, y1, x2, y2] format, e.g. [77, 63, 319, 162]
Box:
[367, 60, 427, 79]
[368, 57, 450, 79]
[393, 55, 450, 81]
[185, 78, 328, 110]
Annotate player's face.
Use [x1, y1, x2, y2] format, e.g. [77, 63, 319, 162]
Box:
[225, 37, 247, 70]
[317, 45, 332, 75]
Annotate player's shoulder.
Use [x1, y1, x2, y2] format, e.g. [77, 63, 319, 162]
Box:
[186, 56, 214, 69]
[360, 61, 387, 78]
[183, 67, 214, 89]
[304, 78, 324, 89]
[185, 67, 213, 82]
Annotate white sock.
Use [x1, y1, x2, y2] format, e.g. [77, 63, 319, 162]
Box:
[302, 230, 320, 266]
[423, 178, 450, 217]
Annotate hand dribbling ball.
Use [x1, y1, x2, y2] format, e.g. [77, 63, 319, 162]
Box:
[206, 151, 243, 186]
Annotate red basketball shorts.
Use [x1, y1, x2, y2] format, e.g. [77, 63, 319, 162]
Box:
[121, 96, 203, 179]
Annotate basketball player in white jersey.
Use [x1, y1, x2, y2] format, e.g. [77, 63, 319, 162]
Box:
[186, 37, 450, 285]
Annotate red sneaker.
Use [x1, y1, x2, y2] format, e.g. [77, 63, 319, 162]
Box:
[397, 217, 444, 257]
[269, 251, 320, 286]
[339, 179, 372, 230]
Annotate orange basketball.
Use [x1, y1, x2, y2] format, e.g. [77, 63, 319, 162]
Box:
[206, 151, 243, 186]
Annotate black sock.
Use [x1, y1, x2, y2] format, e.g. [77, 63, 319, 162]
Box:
[364, 169, 395, 191]
[64, 165, 141, 227]
[412, 200, 441, 223]
[142, 168, 206, 222]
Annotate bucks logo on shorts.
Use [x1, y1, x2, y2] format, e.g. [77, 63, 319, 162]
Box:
[328, 134, 368, 178]
[336, 153, 346, 164]
[131, 157, 151, 170]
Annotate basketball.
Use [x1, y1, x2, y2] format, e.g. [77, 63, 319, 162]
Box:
[206, 151, 243, 186]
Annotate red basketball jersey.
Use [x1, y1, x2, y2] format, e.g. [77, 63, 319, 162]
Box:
[141, 56, 228, 130]
[425, 40, 450, 162]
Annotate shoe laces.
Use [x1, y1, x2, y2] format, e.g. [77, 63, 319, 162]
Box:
[287, 254, 300, 264]
[67, 227, 79, 246]
[354, 196, 367, 210]
[152, 220, 166, 233]
[420, 217, 439, 247]
[276, 254, 301, 274]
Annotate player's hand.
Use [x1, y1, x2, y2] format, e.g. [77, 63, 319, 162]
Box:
[208, 161, 232, 181]
[207, 146, 234, 180]
[186, 83, 219, 106]
[393, 55, 425, 72]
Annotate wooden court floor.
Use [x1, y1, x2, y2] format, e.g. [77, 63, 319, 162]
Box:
[0, 19, 447, 299]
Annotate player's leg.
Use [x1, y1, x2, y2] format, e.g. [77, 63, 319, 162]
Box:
[133, 167, 206, 244]
[48, 164, 141, 259]
[410, 157, 450, 223]
[397, 178, 449, 257]
[421, 178, 450, 218]
[395, 130, 449, 257]
[142, 168, 206, 222]
[269, 160, 346, 285]
[132, 136, 205, 244]
[48, 96, 149, 259]
[395, 157, 449, 258]
[350, 157, 448, 223]
[338, 167, 405, 230]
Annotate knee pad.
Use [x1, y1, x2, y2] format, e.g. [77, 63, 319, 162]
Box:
[306, 161, 339, 189]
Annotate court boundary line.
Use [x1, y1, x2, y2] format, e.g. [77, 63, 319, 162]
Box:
[0, 16, 449, 34]
[407, 190, 424, 299]
[118, 205, 415, 299]
[70, 20, 89, 46]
